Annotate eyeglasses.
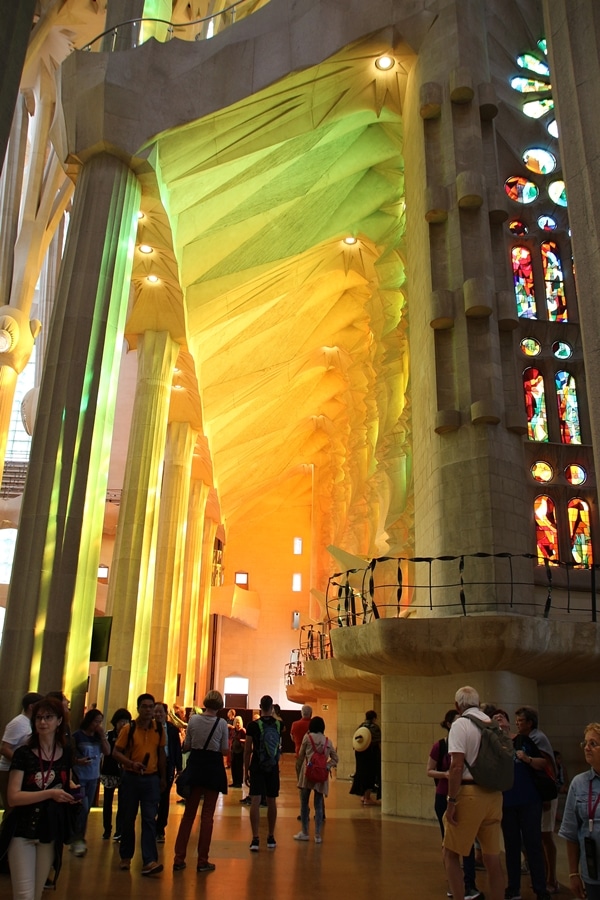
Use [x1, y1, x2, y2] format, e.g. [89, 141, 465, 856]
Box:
[581, 739, 600, 749]
[35, 714, 57, 722]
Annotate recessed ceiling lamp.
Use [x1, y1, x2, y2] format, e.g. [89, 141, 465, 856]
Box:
[375, 55, 395, 71]
[139, 244, 153, 254]
[146, 274, 159, 283]
[137, 211, 144, 219]
[343, 236, 358, 245]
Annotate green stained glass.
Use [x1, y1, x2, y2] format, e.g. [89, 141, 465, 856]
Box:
[548, 180, 567, 206]
[537, 39, 547, 55]
[505, 176, 538, 205]
[552, 340, 572, 360]
[511, 77, 551, 94]
[523, 99, 554, 119]
[555, 370, 581, 444]
[521, 337, 541, 357]
[512, 246, 537, 317]
[517, 54, 550, 77]
[523, 148, 556, 175]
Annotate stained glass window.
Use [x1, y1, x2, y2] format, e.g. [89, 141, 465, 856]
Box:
[537, 39, 547, 55]
[541, 241, 567, 321]
[523, 148, 556, 175]
[523, 99, 554, 119]
[511, 77, 551, 94]
[523, 367, 548, 441]
[548, 180, 567, 206]
[547, 120, 558, 138]
[531, 461, 553, 483]
[512, 246, 537, 318]
[538, 215, 556, 231]
[509, 220, 528, 236]
[568, 499, 593, 567]
[517, 54, 550, 77]
[534, 495, 559, 564]
[565, 464, 586, 486]
[505, 177, 539, 204]
[552, 340, 572, 359]
[521, 337, 541, 356]
[555, 370, 581, 443]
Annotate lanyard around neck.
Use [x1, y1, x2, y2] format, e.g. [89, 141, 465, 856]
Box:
[39, 744, 57, 789]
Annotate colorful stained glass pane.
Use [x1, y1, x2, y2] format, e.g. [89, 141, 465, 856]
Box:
[541, 241, 567, 321]
[552, 340, 572, 359]
[538, 215, 556, 231]
[523, 148, 556, 175]
[517, 54, 550, 77]
[512, 246, 537, 318]
[505, 177, 539, 204]
[521, 337, 541, 357]
[509, 220, 527, 236]
[524, 367, 548, 441]
[548, 180, 567, 206]
[565, 464, 586, 486]
[531, 461, 553, 483]
[568, 499, 593, 567]
[523, 99, 554, 119]
[537, 39, 547, 55]
[547, 120, 558, 138]
[555, 370, 581, 443]
[511, 77, 551, 94]
[534, 495, 558, 564]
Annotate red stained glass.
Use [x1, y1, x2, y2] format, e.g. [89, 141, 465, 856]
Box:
[568, 499, 593, 567]
[512, 246, 536, 318]
[523, 367, 548, 441]
[541, 241, 567, 321]
[534, 495, 559, 564]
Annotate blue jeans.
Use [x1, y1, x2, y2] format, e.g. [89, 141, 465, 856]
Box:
[501, 800, 546, 895]
[119, 772, 161, 865]
[75, 778, 98, 839]
[301, 788, 324, 835]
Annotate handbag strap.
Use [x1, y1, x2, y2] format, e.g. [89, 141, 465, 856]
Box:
[202, 718, 220, 750]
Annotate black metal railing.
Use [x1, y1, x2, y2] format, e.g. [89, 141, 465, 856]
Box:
[326, 552, 599, 626]
[284, 625, 332, 685]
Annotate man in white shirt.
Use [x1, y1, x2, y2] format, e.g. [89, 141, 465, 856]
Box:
[443, 686, 505, 900]
[0, 691, 43, 807]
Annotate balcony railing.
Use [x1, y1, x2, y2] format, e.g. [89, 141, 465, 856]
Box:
[81, 0, 270, 53]
[284, 625, 332, 686]
[326, 552, 599, 626]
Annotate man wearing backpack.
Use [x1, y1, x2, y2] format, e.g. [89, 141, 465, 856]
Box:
[443, 686, 506, 900]
[244, 695, 281, 852]
[113, 693, 166, 876]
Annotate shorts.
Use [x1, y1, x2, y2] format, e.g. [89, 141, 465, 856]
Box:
[442, 784, 502, 858]
[248, 765, 280, 798]
[541, 797, 558, 832]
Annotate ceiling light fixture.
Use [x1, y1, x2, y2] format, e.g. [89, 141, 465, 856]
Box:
[343, 236, 358, 245]
[146, 274, 159, 283]
[137, 211, 144, 219]
[139, 244, 153, 254]
[375, 55, 395, 71]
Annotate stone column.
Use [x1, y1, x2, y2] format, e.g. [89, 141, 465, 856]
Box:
[147, 419, 196, 702]
[381, 671, 538, 818]
[106, 329, 180, 711]
[0, 0, 36, 174]
[337, 691, 380, 782]
[0, 153, 140, 727]
[542, 1, 600, 485]
[194, 515, 218, 701]
[180, 476, 210, 706]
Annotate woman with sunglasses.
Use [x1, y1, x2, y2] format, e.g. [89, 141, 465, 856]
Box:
[559, 724, 600, 899]
[0, 696, 78, 899]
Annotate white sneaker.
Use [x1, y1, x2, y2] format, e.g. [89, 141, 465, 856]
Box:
[71, 840, 87, 857]
[314, 835, 322, 844]
[293, 832, 309, 841]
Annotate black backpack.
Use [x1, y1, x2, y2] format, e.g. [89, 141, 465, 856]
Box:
[257, 718, 281, 772]
[462, 714, 514, 791]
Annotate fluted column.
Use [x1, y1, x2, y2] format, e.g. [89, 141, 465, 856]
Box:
[195, 514, 218, 701]
[106, 329, 180, 711]
[0, 153, 140, 728]
[180, 476, 210, 705]
[147, 420, 196, 702]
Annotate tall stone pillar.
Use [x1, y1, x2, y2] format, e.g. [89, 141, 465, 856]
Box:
[106, 329, 180, 711]
[195, 513, 218, 699]
[404, 0, 533, 608]
[147, 419, 196, 702]
[180, 476, 210, 706]
[0, 153, 140, 727]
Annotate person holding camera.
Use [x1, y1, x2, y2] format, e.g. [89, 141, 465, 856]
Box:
[559, 723, 600, 900]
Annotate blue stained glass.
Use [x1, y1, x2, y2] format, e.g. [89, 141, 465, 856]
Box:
[555, 370, 581, 444]
[517, 54, 550, 77]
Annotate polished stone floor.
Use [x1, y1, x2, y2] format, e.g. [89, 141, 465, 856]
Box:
[1, 756, 572, 900]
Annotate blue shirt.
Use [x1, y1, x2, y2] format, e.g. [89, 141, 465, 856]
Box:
[559, 768, 600, 884]
[72, 729, 103, 782]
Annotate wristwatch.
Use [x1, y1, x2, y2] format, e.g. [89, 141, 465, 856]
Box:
[447, 796, 457, 803]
